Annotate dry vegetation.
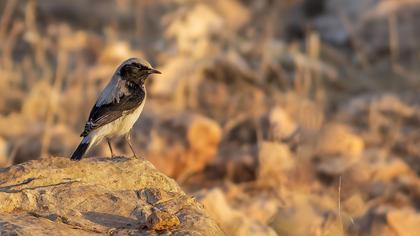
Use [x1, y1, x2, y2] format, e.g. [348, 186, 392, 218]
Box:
[0, 0, 420, 235]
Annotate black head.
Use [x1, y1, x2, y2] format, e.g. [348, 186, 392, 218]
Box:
[118, 58, 161, 84]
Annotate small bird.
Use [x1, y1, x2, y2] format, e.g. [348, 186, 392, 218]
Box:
[70, 58, 161, 161]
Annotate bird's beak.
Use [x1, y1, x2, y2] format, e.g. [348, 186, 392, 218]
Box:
[149, 68, 162, 74]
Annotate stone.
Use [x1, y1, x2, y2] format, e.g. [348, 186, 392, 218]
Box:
[316, 123, 364, 157]
[269, 194, 324, 236]
[146, 113, 222, 181]
[197, 188, 277, 236]
[257, 141, 295, 185]
[268, 107, 298, 141]
[0, 137, 8, 167]
[372, 158, 411, 182]
[0, 156, 224, 235]
[314, 123, 364, 175]
[387, 209, 420, 236]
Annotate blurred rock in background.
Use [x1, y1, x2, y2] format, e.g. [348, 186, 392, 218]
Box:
[0, 0, 420, 235]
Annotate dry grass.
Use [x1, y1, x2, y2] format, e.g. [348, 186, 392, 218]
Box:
[0, 0, 420, 235]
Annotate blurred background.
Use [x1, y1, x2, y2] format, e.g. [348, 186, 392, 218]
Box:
[0, 0, 420, 235]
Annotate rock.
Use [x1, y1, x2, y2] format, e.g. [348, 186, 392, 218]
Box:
[350, 206, 396, 236]
[0, 213, 97, 236]
[314, 123, 364, 175]
[341, 93, 416, 122]
[257, 142, 295, 185]
[240, 197, 280, 226]
[0, 137, 8, 167]
[0, 156, 224, 235]
[269, 194, 324, 236]
[343, 193, 366, 217]
[387, 209, 420, 236]
[267, 107, 298, 141]
[372, 158, 411, 182]
[197, 188, 277, 236]
[146, 113, 222, 181]
[316, 123, 364, 157]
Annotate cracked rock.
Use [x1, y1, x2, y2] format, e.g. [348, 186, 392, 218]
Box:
[0, 156, 224, 235]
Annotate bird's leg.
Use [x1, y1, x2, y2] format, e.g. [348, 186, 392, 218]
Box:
[107, 138, 115, 157]
[126, 132, 139, 159]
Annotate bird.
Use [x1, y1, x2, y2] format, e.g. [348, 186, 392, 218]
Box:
[70, 58, 161, 161]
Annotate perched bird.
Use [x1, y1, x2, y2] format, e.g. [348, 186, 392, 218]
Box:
[70, 58, 161, 161]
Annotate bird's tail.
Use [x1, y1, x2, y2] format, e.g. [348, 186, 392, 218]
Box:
[71, 136, 93, 161]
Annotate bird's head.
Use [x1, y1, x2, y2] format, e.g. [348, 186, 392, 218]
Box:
[117, 58, 161, 84]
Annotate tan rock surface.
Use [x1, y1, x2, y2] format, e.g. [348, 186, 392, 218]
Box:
[0, 156, 224, 235]
[257, 141, 295, 185]
[387, 209, 420, 236]
[197, 189, 277, 236]
[145, 113, 222, 181]
[0, 137, 8, 167]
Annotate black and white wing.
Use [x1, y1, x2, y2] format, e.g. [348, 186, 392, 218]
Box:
[80, 81, 145, 137]
[95, 73, 129, 106]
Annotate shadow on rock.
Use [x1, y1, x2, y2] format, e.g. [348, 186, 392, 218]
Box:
[83, 211, 139, 229]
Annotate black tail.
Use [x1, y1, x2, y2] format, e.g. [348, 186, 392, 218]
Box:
[71, 138, 91, 161]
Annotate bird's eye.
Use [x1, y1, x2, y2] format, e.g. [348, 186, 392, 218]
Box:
[120, 64, 137, 76]
[131, 63, 147, 70]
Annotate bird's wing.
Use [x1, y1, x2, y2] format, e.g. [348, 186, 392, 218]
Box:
[81, 82, 145, 137]
[95, 74, 129, 106]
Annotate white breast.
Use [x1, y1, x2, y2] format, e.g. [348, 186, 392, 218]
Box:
[117, 96, 146, 135]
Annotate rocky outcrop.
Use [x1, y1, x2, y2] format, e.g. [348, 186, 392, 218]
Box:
[0, 156, 224, 235]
